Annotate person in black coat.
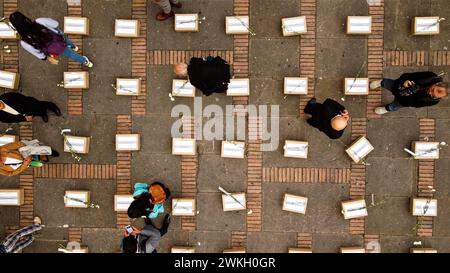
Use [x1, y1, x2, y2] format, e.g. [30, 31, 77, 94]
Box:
[304, 98, 350, 140]
[370, 71, 448, 115]
[174, 56, 231, 96]
[0, 92, 61, 123]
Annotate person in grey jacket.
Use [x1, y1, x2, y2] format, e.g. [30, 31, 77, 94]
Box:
[8, 11, 93, 67]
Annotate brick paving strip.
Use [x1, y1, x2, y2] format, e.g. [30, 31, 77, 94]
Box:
[298, 0, 316, 116]
[247, 116, 262, 232]
[297, 233, 312, 249]
[231, 231, 247, 248]
[131, 0, 147, 116]
[262, 167, 351, 183]
[364, 234, 380, 252]
[148, 50, 234, 65]
[366, 0, 384, 119]
[232, 0, 249, 108]
[34, 164, 116, 179]
[66, 0, 84, 116]
[416, 118, 435, 237]
[68, 227, 82, 243]
[384, 50, 450, 67]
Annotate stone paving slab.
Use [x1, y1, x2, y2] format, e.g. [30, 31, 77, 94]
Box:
[247, 231, 297, 253]
[312, 233, 364, 253]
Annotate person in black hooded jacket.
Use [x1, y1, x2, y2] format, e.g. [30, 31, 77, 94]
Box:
[127, 182, 171, 224]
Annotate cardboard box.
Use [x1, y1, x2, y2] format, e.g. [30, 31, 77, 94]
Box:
[64, 72, 89, 89]
[226, 16, 250, 34]
[0, 135, 18, 147]
[172, 138, 196, 155]
[64, 191, 90, 208]
[227, 79, 250, 96]
[345, 136, 374, 163]
[223, 247, 246, 253]
[0, 70, 20, 89]
[116, 134, 140, 151]
[284, 77, 308, 95]
[344, 78, 369, 95]
[282, 194, 308, 214]
[175, 14, 199, 32]
[341, 199, 368, 220]
[288, 248, 312, 253]
[71, 247, 89, 253]
[413, 17, 440, 35]
[410, 248, 437, 253]
[172, 198, 196, 216]
[347, 16, 372, 34]
[64, 135, 90, 154]
[64, 17, 89, 35]
[172, 79, 196, 97]
[284, 140, 308, 159]
[114, 195, 134, 212]
[0, 22, 18, 39]
[0, 189, 24, 206]
[412, 141, 440, 159]
[171, 246, 195, 253]
[115, 19, 140, 37]
[222, 193, 246, 212]
[282, 16, 307, 36]
[116, 78, 140, 96]
[411, 198, 437, 217]
[340, 247, 366, 253]
[221, 141, 245, 159]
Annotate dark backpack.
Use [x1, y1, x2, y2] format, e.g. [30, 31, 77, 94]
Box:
[41, 31, 66, 56]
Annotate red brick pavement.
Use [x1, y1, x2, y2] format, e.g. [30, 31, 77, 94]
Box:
[385, 50, 450, 67]
[297, 233, 312, 249]
[148, 50, 234, 65]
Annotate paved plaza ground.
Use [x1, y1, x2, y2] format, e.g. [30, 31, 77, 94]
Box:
[0, 0, 450, 253]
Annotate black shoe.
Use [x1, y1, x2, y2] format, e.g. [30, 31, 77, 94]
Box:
[51, 150, 60, 157]
[42, 115, 49, 123]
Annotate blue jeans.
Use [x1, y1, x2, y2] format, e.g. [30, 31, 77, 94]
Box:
[381, 79, 403, 112]
[60, 36, 87, 65]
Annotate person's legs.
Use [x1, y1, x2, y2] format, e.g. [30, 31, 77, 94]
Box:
[10, 236, 34, 253]
[385, 98, 403, 112]
[60, 47, 89, 65]
[159, 214, 171, 236]
[63, 36, 76, 49]
[2, 224, 41, 253]
[154, 0, 172, 14]
[381, 79, 396, 93]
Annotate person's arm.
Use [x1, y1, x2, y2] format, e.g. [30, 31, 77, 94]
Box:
[324, 99, 346, 113]
[35, 18, 59, 31]
[20, 41, 47, 60]
[411, 97, 440, 108]
[398, 72, 438, 86]
[0, 112, 27, 123]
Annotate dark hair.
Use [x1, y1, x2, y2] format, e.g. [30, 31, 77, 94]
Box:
[122, 236, 138, 253]
[9, 11, 53, 51]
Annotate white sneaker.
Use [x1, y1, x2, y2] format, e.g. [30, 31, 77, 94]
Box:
[370, 80, 382, 90]
[84, 57, 93, 68]
[33, 216, 42, 225]
[375, 107, 388, 115]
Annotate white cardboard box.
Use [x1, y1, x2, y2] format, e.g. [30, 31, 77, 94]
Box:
[64, 191, 90, 208]
[284, 77, 308, 95]
[221, 141, 245, 159]
[412, 141, 440, 160]
[0, 70, 20, 89]
[171, 246, 195, 253]
[411, 198, 437, 217]
[222, 193, 246, 212]
[175, 14, 199, 32]
[226, 16, 250, 34]
[341, 247, 366, 253]
[116, 78, 140, 96]
[282, 194, 308, 214]
[341, 199, 368, 219]
[223, 247, 246, 253]
[114, 195, 134, 212]
[0, 135, 18, 147]
[282, 16, 307, 36]
[64, 72, 89, 89]
[64, 17, 89, 35]
[64, 135, 90, 154]
[284, 140, 308, 159]
[410, 248, 437, 253]
[116, 134, 140, 151]
[345, 136, 374, 163]
[288, 248, 313, 253]
[172, 79, 196, 97]
[413, 17, 440, 35]
[172, 138, 196, 155]
[0, 22, 18, 39]
[172, 198, 196, 216]
[0, 189, 24, 206]
[115, 19, 140, 37]
[344, 78, 369, 95]
[227, 79, 250, 96]
[347, 16, 372, 34]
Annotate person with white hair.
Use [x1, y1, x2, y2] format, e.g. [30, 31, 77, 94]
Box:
[304, 98, 350, 140]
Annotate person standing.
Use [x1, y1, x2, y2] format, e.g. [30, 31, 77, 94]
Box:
[9, 12, 93, 67]
[370, 71, 448, 115]
[0, 92, 61, 123]
[152, 0, 182, 21]
[0, 217, 43, 253]
[304, 98, 350, 140]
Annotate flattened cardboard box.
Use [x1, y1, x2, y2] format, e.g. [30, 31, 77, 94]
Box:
[344, 78, 369, 95]
[340, 247, 366, 253]
[0, 70, 20, 90]
[0, 135, 19, 147]
[0, 189, 24, 206]
[347, 16, 372, 34]
[171, 246, 195, 253]
[64, 135, 90, 154]
[64, 72, 89, 89]
[410, 248, 437, 253]
[64, 17, 89, 35]
[227, 79, 250, 96]
[223, 247, 246, 253]
[116, 78, 141, 96]
[411, 198, 437, 217]
[282, 194, 308, 214]
[172, 138, 196, 155]
[282, 16, 307, 36]
[175, 14, 199, 32]
[288, 248, 312, 253]
[0, 22, 19, 39]
[222, 193, 246, 211]
[284, 140, 308, 159]
[64, 190, 90, 208]
[221, 141, 245, 159]
[346, 136, 374, 163]
[115, 19, 140, 37]
[412, 17, 440, 35]
[172, 79, 195, 97]
[412, 141, 440, 160]
[341, 199, 368, 219]
[226, 16, 250, 35]
[284, 77, 308, 95]
[116, 134, 140, 151]
[172, 198, 196, 216]
[114, 194, 134, 212]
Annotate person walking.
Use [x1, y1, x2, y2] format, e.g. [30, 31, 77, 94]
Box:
[152, 0, 182, 21]
[370, 71, 448, 115]
[0, 92, 61, 123]
[8, 11, 93, 67]
[0, 217, 43, 253]
[304, 98, 350, 140]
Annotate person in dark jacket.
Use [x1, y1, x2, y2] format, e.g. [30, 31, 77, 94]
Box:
[127, 182, 171, 224]
[304, 98, 350, 140]
[174, 56, 231, 96]
[0, 92, 61, 123]
[370, 71, 448, 115]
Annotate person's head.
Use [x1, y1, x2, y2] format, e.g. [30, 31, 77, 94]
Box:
[122, 235, 138, 253]
[149, 182, 171, 204]
[174, 63, 188, 77]
[9, 11, 52, 50]
[331, 115, 349, 131]
[429, 82, 448, 99]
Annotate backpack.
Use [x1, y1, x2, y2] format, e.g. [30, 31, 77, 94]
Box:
[41, 31, 67, 56]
